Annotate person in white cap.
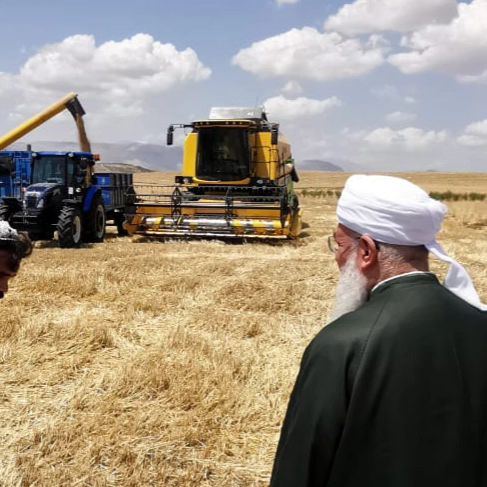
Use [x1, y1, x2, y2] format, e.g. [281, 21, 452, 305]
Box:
[0, 221, 32, 299]
[271, 175, 487, 487]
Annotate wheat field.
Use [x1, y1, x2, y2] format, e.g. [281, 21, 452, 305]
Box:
[0, 172, 485, 486]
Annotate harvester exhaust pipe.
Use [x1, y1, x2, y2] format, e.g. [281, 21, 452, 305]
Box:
[167, 126, 174, 146]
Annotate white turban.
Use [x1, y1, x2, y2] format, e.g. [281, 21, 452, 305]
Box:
[0, 221, 18, 241]
[337, 175, 486, 311]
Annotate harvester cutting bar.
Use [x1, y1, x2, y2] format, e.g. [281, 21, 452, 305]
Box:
[134, 197, 283, 206]
[128, 216, 288, 238]
[125, 184, 293, 238]
[133, 184, 285, 198]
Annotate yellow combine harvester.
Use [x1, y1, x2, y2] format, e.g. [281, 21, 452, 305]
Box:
[124, 107, 302, 239]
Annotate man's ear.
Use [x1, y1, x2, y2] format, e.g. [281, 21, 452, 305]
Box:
[357, 235, 379, 270]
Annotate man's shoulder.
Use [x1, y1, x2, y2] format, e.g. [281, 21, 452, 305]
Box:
[306, 301, 382, 361]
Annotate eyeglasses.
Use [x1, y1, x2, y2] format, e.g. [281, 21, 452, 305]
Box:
[328, 234, 360, 254]
[327, 235, 338, 253]
[327, 234, 381, 254]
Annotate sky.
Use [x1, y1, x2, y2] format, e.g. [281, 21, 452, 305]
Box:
[1, 0, 487, 171]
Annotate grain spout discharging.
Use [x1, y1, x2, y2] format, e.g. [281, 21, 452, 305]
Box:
[75, 112, 92, 153]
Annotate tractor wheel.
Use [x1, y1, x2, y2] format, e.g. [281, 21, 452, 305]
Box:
[57, 206, 83, 248]
[0, 205, 13, 222]
[115, 213, 128, 236]
[84, 195, 106, 243]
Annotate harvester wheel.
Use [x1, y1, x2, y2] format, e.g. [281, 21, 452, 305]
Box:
[57, 206, 83, 248]
[84, 195, 106, 243]
[288, 195, 302, 239]
[0, 205, 13, 222]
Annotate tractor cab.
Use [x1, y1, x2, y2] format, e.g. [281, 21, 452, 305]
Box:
[31, 151, 94, 187]
[23, 152, 96, 212]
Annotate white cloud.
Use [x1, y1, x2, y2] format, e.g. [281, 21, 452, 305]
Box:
[463, 119, 487, 137]
[281, 80, 303, 96]
[385, 111, 417, 123]
[276, 0, 299, 5]
[404, 96, 417, 104]
[232, 27, 386, 81]
[389, 0, 487, 82]
[457, 119, 487, 146]
[0, 33, 211, 124]
[363, 126, 447, 150]
[263, 95, 341, 121]
[325, 0, 457, 36]
[21, 33, 210, 97]
[457, 134, 487, 147]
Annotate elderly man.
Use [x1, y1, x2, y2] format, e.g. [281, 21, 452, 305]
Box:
[0, 221, 32, 299]
[271, 175, 487, 487]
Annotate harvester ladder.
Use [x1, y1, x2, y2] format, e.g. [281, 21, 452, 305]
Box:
[224, 187, 235, 225]
[171, 187, 183, 224]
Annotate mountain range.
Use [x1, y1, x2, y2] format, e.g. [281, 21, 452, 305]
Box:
[10, 141, 183, 172]
[9, 141, 362, 173]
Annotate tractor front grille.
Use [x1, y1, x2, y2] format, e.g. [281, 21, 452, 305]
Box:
[24, 194, 38, 209]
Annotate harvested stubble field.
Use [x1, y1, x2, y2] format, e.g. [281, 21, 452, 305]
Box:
[0, 172, 486, 486]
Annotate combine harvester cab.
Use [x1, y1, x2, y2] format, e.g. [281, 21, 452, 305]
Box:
[125, 107, 302, 239]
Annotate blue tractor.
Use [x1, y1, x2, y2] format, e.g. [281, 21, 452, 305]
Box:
[0, 150, 134, 247]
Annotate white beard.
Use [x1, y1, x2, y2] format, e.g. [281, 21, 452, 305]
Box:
[330, 251, 368, 321]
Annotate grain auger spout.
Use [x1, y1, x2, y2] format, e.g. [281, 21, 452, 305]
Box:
[124, 107, 302, 239]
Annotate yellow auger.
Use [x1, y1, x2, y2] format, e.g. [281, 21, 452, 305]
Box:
[124, 107, 302, 239]
[0, 92, 86, 150]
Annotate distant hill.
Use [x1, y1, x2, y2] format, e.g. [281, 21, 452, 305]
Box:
[300, 159, 344, 172]
[10, 141, 183, 171]
[9, 141, 372, 173]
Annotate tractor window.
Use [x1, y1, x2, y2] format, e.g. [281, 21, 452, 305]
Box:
[66, 158, 79, 186]
[32, 156, 66, 184]
[196, 128, 250, 181]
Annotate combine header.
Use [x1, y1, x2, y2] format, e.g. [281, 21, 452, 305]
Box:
[124, 107, 302, 239]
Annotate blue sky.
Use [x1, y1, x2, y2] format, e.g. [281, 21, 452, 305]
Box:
[1, 0, 486, 171]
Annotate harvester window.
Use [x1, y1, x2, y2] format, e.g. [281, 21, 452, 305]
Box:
[196, 128, 249, 181]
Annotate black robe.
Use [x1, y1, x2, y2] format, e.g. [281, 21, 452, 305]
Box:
[271, 273, 487, 487]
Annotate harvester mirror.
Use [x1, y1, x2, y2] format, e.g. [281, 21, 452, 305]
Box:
[79, 159, 89, 170]
[167, 126, 174, 146]
[271, 125, 279, 145]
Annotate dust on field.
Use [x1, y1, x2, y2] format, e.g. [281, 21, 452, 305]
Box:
[0, 172, 485, 486]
